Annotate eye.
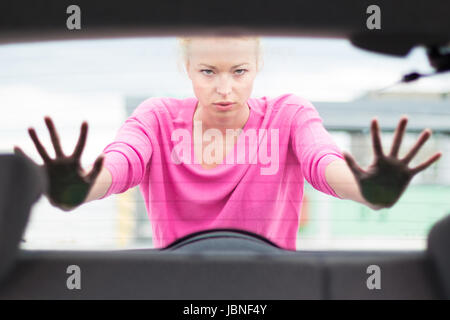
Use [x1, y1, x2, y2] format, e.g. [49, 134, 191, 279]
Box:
[235, 69, 247, 75]
[200, 69, 214, 75]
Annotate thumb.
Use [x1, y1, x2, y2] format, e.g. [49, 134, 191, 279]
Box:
[14, 145, 48, 198]
[14, 145, 25, 156]
[86, 155, 105, 183]
[14, 145, 33, 163]
[343, 151, 364, 180]
[14, 145, 45, 172]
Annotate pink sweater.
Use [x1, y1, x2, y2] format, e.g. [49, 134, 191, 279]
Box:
[98, 93, 344, 250]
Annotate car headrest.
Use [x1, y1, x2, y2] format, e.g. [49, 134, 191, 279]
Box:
[427, 212, 450, 299]
[0, 154, 47, 284]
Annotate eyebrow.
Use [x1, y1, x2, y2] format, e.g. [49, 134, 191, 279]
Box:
[198, 63, 249, 69]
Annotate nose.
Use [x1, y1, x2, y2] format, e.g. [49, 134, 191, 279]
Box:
[215, 74, 232, 96]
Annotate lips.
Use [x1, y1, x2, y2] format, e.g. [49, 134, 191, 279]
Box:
[213, 102, 235, 110]
[214, 102, 234, 106]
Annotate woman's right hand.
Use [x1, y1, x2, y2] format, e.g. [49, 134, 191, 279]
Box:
[14, 116, 104, 212]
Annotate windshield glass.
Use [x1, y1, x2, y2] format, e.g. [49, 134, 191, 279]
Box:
[2, 36, 449, 251]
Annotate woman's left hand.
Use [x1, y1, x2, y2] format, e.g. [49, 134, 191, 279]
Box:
[342, 116, 442, 209]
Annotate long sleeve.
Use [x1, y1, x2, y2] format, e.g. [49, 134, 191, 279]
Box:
[289, 96, 345, 198]
[88, 94, 344, 250]
[99, 107, 158, 199]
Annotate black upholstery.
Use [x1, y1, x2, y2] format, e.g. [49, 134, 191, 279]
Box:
[163, 229, 283, 253]
[1, 0, 449, 57]
[165, 237, 283, 254]
[0, 154, 47, 286]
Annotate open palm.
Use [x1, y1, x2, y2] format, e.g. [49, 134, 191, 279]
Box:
[342, 116, 442, 209]
[14, 116, 104, 211]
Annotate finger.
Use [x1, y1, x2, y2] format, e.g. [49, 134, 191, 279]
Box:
[72, 121, 88, 160]
[44, 116, 65, 158]
[371, 118, 384, 158]
[86, 155, 104, 183]
[389, 116, 408, 158]
[401, 129, 432, 164]
[13, 145, 34, 163]
[28, 127, 52, 163]
[410, 152, 442, 175]
[343, 151, 365, 179]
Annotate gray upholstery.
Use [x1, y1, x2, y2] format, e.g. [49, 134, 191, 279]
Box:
[0, 154, 46, 286]
[0, 248, 442, 299]
[0, 249, 323, 299]
[427, 213, 450, 299]
[325, 251, 442, 299]
[0, 153, 447, 299]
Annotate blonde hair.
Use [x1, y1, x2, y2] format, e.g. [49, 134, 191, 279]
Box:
[176, 36, 264, 75]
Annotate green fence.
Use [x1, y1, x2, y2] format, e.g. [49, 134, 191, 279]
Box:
[300, 184, 450, 240]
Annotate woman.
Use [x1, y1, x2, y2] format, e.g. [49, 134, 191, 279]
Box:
[14, 36, 442, 250]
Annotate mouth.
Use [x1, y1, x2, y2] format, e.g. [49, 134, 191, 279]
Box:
[214, 102, 235, 106]
[213, 102, 235, 111]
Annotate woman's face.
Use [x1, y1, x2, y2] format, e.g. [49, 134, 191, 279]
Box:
[185, 37, 259, 118]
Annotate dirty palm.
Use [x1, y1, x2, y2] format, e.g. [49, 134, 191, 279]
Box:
[14, 117, 104, 211]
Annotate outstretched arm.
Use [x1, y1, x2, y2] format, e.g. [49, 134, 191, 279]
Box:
[325, 116, 442, 210]
[81, 161, 112, 203]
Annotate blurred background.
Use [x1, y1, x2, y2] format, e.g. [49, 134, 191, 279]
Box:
[0, 36, 448, 251]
